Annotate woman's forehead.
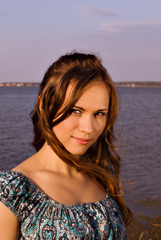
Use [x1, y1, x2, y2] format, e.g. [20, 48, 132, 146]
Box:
[69, 81, 110, 109]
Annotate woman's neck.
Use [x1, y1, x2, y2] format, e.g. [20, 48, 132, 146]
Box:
[34, 142, 80, 177]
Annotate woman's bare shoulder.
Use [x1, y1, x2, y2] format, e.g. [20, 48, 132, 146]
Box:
[0, 202, 20, 239]
[12, 154, 38, 176]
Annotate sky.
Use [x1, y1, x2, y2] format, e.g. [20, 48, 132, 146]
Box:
[0, 0, 161, 83]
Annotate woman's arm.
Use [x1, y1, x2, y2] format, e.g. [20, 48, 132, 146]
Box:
[0, 202, 20, 240]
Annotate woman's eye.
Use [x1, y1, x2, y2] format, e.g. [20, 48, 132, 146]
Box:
[95, 112, 106, 117]
[71, 109, 81, 114]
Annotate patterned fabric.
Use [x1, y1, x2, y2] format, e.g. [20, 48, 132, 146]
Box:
[0, 171, 126, 239]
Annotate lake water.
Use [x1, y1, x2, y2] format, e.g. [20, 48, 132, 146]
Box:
[0, 86, 161, 216]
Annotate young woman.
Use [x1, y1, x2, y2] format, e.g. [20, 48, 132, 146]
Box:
[0, 52, 131, 239]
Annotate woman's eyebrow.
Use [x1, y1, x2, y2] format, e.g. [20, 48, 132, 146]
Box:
[96, 109, 108, 112]
[74, 106, 108, 111]
[73, 106, 84, 110]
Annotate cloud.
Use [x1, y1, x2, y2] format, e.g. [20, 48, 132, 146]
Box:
[101, 21, 161, 32]
[78, 6, 122, 18]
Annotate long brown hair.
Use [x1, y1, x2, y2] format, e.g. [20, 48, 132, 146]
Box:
[31, 52, 132, 225]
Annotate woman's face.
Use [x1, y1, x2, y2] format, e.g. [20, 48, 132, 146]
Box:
[53, 81, 110, 158]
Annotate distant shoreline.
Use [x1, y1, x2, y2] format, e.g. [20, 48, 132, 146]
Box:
[0, 81, 161, 87]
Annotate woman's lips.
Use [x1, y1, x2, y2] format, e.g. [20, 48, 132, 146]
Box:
[72, 137, 91, 145]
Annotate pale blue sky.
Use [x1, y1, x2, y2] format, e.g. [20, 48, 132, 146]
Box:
[0, 0, 161, 82]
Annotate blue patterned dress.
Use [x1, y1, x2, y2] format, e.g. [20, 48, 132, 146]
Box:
[0, 171, 126, 239]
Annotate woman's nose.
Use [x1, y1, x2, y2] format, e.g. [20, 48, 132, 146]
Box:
[78, 115, 93, 133]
